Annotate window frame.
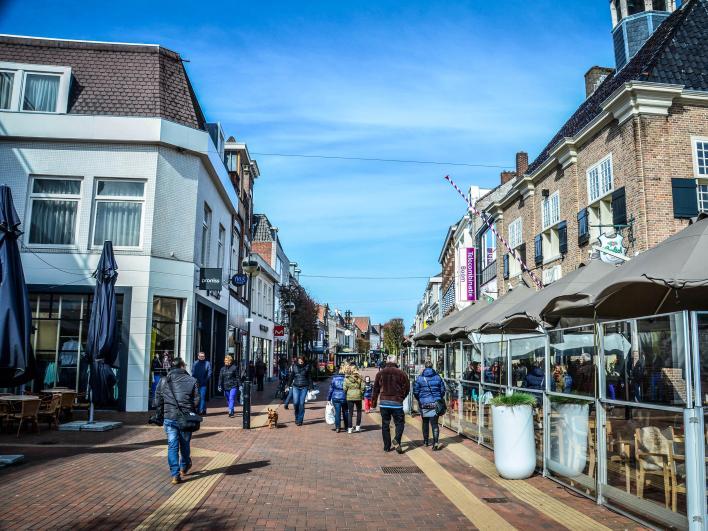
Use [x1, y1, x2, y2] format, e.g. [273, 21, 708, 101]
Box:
[26, 176, 83, 248]
[692, 136, 708, 179]
[0, 62, 71, 114]
[91, 179, 146, 250]
[698, 181, 708, 213]
[541, 191, 561, 231]
[508, 217, 523, 250]
[201, 203, 212, 267]
[586, 154, 614, 204]
[217, 224, 225, 269]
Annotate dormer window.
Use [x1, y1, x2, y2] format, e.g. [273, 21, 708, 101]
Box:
[626, 0, 644, 15]
[0, 62, 71, 113]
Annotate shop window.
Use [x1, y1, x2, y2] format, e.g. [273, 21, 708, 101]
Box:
[29, 293, 123, 405]
[0, 62, 71, 113]
[28, 177, 81, 246]
[93, 180, 145, 248]
[510, 336, 546, 390]
[150, 297, 182, 403]
[482, 341, 507, 386]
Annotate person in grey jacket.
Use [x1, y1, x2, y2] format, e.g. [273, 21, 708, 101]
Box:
[154, 358, 200, 484]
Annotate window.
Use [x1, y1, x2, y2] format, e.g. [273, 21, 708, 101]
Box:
[587, 154, 614, 203]
[508, 218, 523, 249]
[694, 139, 708, 177]
[541, 192, 560, 230]
[28, 177, 81, 246]
[201, 203, 211, 266]
[150, 297, 182, 399]
[93, 180, 145, 248]
[217, 224, 225, 269]
[0, 62, 71, 113]
[614, 0, 623, 21]
[652, 0, 667, 10]
[699, 183, 708, 213]
[627, 0, 644, 15]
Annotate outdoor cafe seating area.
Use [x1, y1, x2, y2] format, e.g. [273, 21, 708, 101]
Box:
[408, 216, 708, 529]
[0, 388, 77, 437]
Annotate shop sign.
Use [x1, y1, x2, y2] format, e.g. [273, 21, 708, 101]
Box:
[598, 234, 626, 265]
[542, 264, 562, 286]
[456, 247, 477, 302]
[259, 324, 269, 333]
[231, 273, 248, 287]
[199, 268, 223, 290]
[274, 325, 285, 337]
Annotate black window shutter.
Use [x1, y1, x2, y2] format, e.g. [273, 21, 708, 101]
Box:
[518, 243, 526, 265]
[503, 254, 509, 280]
[611, 187, 627, 226]
[558, 220, 568, 255]
[671, 178, 698, 219]
[577, 208, 589, 246]
[534, 234, 543, 266]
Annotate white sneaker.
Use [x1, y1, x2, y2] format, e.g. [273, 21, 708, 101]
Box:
[347, 428, 353, 434]
[355, 426, 361, 432]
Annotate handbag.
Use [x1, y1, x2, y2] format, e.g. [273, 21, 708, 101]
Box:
[423, 376, 447, 416]
[166, 376, 203, 432]
[325, 401, 335, 425]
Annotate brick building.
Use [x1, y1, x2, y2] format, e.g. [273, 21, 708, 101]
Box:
[489, 0, 708, 295]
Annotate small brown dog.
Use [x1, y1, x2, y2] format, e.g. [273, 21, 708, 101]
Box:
[267, 408, 278, 428]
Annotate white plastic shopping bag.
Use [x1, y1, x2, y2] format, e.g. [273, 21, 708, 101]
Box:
[306, 389, 319, 402]
[325, 401, 335, 425]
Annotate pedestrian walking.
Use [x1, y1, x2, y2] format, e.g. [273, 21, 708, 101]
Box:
[413, 360, 445, 451]
[248, 361, 256, 384]
[287, 356, 313, 426]
[343, 365, 365, 433]
[153, 357, 199, 484]
[363, 375, 373, 413]
[327, 365, 349, 433]
[191, 351, 212, 415]
[218, 355, 241, 418]
[255, 359, 266, 391]
[372, 355, 410, 453]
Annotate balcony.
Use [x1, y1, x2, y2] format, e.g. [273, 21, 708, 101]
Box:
[480, 259, 497, 286]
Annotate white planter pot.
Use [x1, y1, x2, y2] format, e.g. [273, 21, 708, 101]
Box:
[491, 404, 536, 479]
[548, 403, 589, 478]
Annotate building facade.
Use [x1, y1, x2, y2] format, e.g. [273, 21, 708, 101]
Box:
[0, 35, 255, 411]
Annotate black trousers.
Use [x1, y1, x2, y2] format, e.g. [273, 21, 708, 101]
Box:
[380, 407, 405, 450]
[257, 376, 264, 391]
[347, 400, 362, 427]
[422, 414, 440, 443]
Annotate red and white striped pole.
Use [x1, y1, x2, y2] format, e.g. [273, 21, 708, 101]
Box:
[444, 175, 543, 290]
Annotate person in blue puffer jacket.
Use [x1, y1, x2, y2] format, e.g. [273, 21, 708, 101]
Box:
[327, 365, 349, 433]
[413, 360, 446, 451]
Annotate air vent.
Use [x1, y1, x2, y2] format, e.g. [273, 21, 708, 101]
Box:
[381, 466, 423, 474]
[482, 497, 510, 504]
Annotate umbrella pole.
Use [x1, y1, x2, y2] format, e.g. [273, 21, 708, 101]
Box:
[88, 363, 94, 424]
[654, 286, 672, 315]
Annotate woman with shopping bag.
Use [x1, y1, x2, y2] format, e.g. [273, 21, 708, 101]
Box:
[413, 359, 446, 451]
[287, 356, 313, 426]
[327, 365, 349, 433]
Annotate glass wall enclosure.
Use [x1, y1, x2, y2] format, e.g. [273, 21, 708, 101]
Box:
[415, 311, 708, 530]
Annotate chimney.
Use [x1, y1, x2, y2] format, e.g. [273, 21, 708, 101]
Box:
[515, 151, 528, 176]
[584, 66, 614, 98]
[500, 171, 515, 185]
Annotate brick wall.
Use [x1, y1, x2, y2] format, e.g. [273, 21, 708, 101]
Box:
[497, 102, 708, 295]
[252, 241, 274, 265]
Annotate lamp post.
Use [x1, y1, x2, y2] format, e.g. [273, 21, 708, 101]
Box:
[242, 257, 260, 429]
[284, 300, 295, 361]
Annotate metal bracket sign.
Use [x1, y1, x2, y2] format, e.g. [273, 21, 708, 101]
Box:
[199, 268, 223, 290]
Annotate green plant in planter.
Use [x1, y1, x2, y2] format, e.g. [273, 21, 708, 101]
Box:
[489, 392, 537, 407]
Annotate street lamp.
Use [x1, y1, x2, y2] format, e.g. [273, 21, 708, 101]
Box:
[284, 300, 295, 360]
[242, 257, 260, 429]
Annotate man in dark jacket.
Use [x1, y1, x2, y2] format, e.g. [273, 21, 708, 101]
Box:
[523, 364, 545, 390]
[255, 359, 266, 391]
[154, 358, 199, 484]
[287, 356, 312, 426]
[191, 351, 212, 415]
[372, 355, 410, 453]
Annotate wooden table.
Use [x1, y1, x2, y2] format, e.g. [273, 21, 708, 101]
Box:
[41, 389, 71, 393]
[0, 395, 41, 402]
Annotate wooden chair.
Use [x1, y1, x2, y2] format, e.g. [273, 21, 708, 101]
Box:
[634, 426, 671, 508]
[606, 420, 632, 493]
[59, 391, 77, 419]
[38, 394, 62, 430]
[8, 399, 41, 437]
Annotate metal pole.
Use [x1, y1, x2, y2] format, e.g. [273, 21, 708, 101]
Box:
[242, 272, 252, 429]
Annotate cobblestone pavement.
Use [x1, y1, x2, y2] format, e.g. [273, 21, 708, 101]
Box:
[0, 371, 646, 530]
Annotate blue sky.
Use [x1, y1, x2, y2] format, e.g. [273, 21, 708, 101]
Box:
[1, 1, 617, 327]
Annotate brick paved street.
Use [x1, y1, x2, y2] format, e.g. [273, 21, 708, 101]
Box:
[0, 373, 646, 530]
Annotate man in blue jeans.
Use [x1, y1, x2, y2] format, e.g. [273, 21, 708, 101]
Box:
[154, 358, 200, 484]
[191, 351, 212, 415]
[372, 355, 410, 453]
[287, 356, 313, 426]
